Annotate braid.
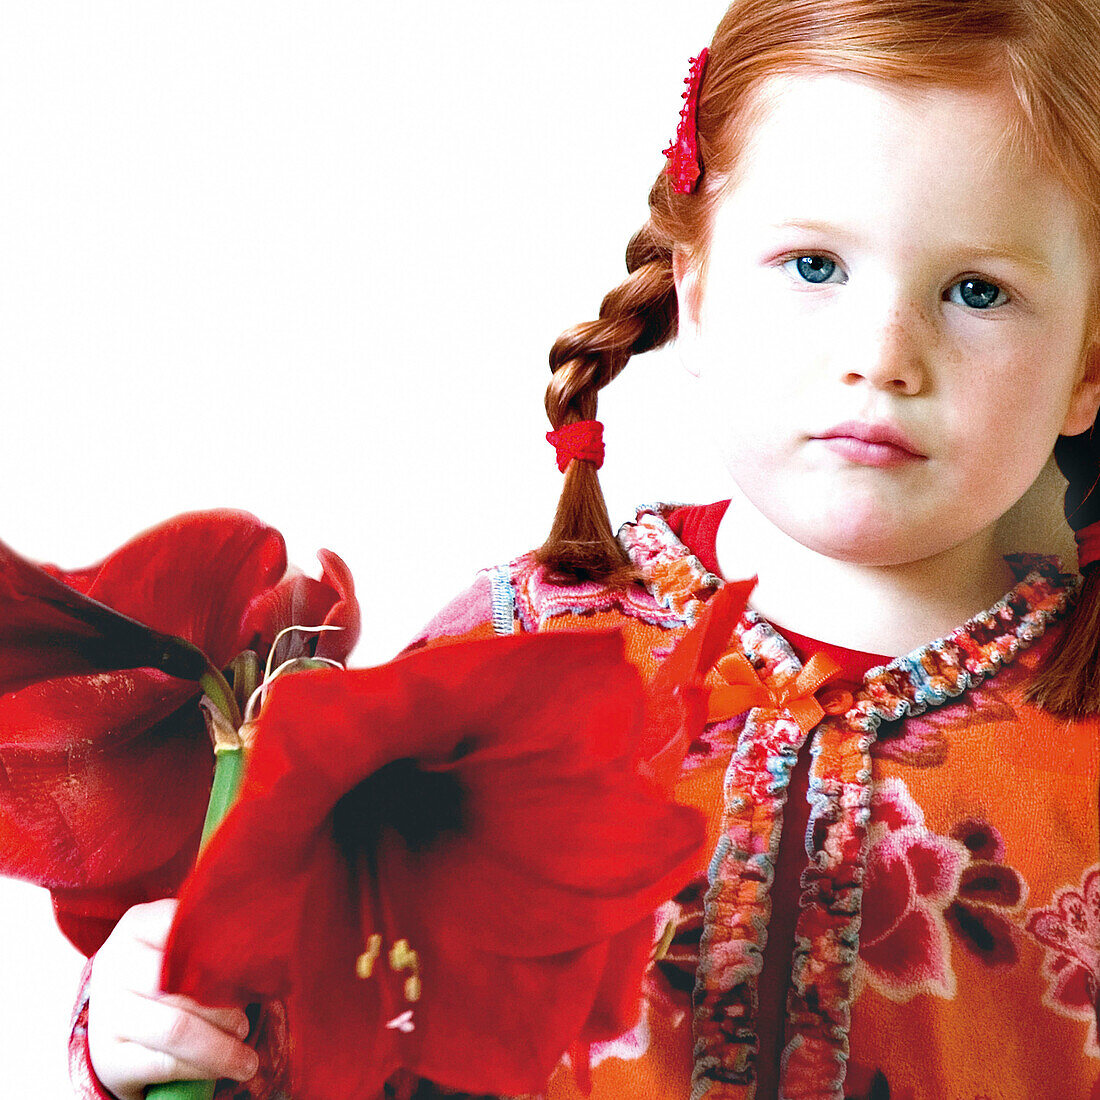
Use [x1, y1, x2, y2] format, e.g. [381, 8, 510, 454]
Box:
[534, 226, 677, 584]
[1027, 424, 1100, 714]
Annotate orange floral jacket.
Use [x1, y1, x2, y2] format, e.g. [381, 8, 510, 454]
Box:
[409, 503, 1100, 1100]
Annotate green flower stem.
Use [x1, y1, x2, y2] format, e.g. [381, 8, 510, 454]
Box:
[200, 745, 245, 849]
[145, 657, 321, 1099]
[145, 1081, 216, 1100]
[145, 724, 245, 1099]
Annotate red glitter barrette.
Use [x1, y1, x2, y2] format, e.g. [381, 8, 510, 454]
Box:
[663, 48, 708, 194]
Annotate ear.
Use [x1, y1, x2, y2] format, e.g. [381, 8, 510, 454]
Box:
[1062, 339, 1100, 436]
[673, 248, 703, 378]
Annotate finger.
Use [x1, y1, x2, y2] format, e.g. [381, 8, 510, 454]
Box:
[94, 992, 260, 1085]
[115, 940, 251, 1037]
[94, 1041, 250, 1100]
[92, 919, 251, 1039]
[149, 992, 251, 1040]
[111, 897, 179, 951]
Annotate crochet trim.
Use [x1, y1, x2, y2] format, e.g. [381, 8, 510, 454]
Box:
[506, 503, 1077, 1097]
[506, 549, 688, 633]
[606, 504, 1077, 1100]
[693, 581, 1074, 1097]
[489, 565, 517, 636]
[618, 504, 722, 624]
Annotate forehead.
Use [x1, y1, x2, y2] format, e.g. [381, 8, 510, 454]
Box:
[716, 72, 1085, 263]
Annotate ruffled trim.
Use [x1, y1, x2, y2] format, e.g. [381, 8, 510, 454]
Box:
[504, 505, 723, 632]
[507, 550, 688, 632]
[853, 556, 1073, 727]
[619, 505, 723, 625]
[508, 503, 1076, 1099]
[778, 558, 1072, 1099]
[610, 506, 1077, 1100]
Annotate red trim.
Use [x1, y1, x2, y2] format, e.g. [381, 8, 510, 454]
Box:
[1076, 520, 1100, 569]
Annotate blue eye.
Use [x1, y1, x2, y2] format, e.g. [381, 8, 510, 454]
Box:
[949, 277, 1008, 310]
[787, 255, 841, 284]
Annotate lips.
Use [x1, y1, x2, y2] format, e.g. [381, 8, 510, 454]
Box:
[812, 421, 927, 467]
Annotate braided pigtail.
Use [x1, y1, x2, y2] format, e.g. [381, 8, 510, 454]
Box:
[534, 227, 678, 585]
[1027, 425, 1100, 714]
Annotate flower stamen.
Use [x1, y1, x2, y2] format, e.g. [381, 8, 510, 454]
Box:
[652, 919, 677, 962]
[356, 933, 383, 980]
[240, 623, 348, 723]
[356, 935, 422, 1003]
[264, 623, 346, 684]
[389, 938, 422, 1003]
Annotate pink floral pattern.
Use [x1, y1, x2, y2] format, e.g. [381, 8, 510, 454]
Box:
[856, 779, 969, 1001]
[1025, 864, 1100, 1055]
[945, 819, 1026, 967]
[588, 1002, 653, 1068]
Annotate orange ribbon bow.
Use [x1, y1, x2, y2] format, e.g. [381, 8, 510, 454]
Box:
[706, 649, 847, 734]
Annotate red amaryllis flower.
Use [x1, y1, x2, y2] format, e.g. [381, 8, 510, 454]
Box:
[0, 511, 359, 954]
[162, 631, 712, 1100]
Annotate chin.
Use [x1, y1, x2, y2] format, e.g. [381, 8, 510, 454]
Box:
[785, 515, 953, 568]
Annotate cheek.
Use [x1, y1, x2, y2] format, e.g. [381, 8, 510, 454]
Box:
[976, 337, 1084, 430]
[693, 300, 816, 404]
[949, 349, 1080, 490]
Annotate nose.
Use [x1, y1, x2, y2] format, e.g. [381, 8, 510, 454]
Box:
[840, 303, 927, 396]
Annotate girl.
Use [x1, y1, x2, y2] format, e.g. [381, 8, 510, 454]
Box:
[76, 1, 1100, 1097]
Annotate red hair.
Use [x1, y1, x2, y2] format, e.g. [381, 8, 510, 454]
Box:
[536, 0, 1100, 712]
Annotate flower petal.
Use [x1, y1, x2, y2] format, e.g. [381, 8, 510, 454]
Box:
[240, 548, 360, 665]
[1028, 910, 1074, 952]
[164, 631, 706, 1097]
[1051, 960, 1097, 1012]
[945, 902, 1019, 967]
[389, 770, 705, 956]
[67, 510, 287, 666]
[577, 917, 655, 1042]
[640, 578, 754, 791]
[860, 843, 913, 947]
[901, 831, 967, 902]
[860, 906, 953, 999]
[949, 818, 1005, 862]
[0, 540, 207, 692]
[0, 687, 212, 952]
[957, 861, 1024, 907]
[0, 511, 350, 956]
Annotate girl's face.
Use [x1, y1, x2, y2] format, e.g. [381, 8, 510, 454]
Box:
[677, 73, 1100, 568]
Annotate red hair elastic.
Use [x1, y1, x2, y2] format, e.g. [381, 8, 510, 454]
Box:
[1076, 521, 1100, 570]
[547, 420, 605, 473]
[663, 48, 708, 194]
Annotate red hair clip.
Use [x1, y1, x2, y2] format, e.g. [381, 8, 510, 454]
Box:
[663, 48, 708, 194]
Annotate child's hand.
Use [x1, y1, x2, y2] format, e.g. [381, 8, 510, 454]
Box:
[87, 899, 259, 1100]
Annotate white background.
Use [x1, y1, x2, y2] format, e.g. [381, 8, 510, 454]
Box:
[0, 3, 731, 1094]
